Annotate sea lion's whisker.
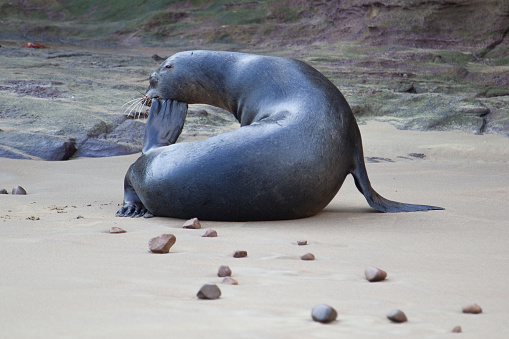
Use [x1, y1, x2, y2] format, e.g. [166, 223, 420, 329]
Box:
[122, 97, 142, 108]
[123, 99, 139, 114]
[135, 101, 144, 119]
[124, 98, 144, 117]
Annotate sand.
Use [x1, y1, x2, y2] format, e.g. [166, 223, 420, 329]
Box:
[1, 121, 508, 338]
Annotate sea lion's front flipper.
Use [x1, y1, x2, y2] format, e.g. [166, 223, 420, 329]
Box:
[142, 99, 188, 154]
[116, 174, 151, 218]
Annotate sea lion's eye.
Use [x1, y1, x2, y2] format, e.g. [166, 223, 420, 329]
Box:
[165, 64, 172, 69]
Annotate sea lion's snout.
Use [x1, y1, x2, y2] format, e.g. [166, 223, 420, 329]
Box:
[146, 72, 161, 99]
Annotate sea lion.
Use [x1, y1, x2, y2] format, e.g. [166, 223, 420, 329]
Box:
[116, 50, 443, 221]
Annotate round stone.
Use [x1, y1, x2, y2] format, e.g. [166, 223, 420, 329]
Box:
[301, 253, 315, 260]
[202, 228, 217, 237]
[109, 227, 126, 234]
[197, 284, 221, 300]
[365, 266, 387, 282]
[462, 303, 482, 314]
[149, 234, 176, 253]
[311, 304, 338, 324]
[452, 326, 462, 333]
[12, 186, 27, 195]
[217, 265, 232, 277]
[233, 250, 247, 258]
[183, 217, 201, 229]
[221, 277, 238, 285]
[387, 309, 408, 323]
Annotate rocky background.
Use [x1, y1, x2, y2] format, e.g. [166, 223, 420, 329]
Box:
[0, 0, 508, 160]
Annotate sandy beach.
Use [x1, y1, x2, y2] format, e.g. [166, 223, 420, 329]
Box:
[1, 121, 508, 338]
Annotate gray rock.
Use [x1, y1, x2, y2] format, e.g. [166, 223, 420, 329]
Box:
[197, 284, 221, 300]
[452, 326, 462, 333]
[311, 304, 338, 324]
[462, 303, 482, 314]
[221, 277, 238, 285]
[202, 228, 217, 237]
[0, 132, 76, 160]
[0, 145, 32, 160]
[12, 186, 26, 195]
[74, 138, 139, 158]
[301, 253, 315, 261]
[149, 234, 176, 254]
[387, 309, 408, 323]
[365, 266, 387, 282]
[109, 227, 126, 234]
[0, 188, 7, 194]
[107, 119, 146, 145]
[233, 250, 247, 258]
[183, 217, 201, 229]
[217, 265, 232, 277]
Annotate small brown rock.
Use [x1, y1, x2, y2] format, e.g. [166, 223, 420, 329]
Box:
[0, 188, 7, 194]
[221, 277, 238, 285]
[202, 228, 217, 237]
[233, 250, 247, 258]
[12, 186, 27, 195]
[149, 234, 176, 253]
[365, 266, 387, 282]
[301, 253, 315, 260]
[197, 284, 221, 300]
[109, 227, 126, 234]
[217, 265, 232, 277]
[462, 303, 482, 314]
[387, 309, 408, 323]
[311, 304, 338, 324]
[183, 217, 201, 229]
[452, 326, 462, 333]
[297, 240, 307, 246]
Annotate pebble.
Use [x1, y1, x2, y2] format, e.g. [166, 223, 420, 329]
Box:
[462, 303, 482, 314]
[311, 304, 338, 324]
[301, 253, 315, 260]
[221, 277, 238, 285]
[233, 250, 247, 258]
[76, 215, 84, 219]
[386, 309, 408, 323]
[452, 326, 462, 333]
[12, 186, 27, 195]
[183, 217, 201, 229]
[202, 228, 217, 237]
[109, 227, 126, 234]
[149, 234, 176, 253]
[365, 266, 387, 282]
[217, 265, 232, 277]
[197, 284, 221, 300]
[0, 188, 7, 194]
[297, 240, 307, 245]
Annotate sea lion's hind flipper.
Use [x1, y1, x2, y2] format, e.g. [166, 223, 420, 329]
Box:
[350, 154, 444, 213]
[142, 99, 188, 153]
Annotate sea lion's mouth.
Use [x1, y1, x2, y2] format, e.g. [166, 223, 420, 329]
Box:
[141, 96, 153, 107]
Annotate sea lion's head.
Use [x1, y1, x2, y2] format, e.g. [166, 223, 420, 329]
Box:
[145, 51, 229, 108]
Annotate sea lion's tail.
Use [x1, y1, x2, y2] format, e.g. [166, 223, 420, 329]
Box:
[350, 149, 444, 213]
